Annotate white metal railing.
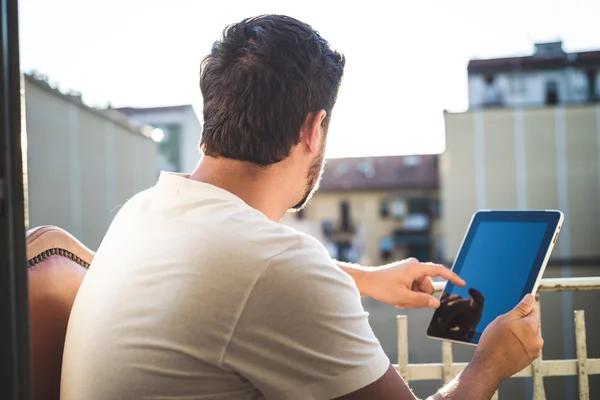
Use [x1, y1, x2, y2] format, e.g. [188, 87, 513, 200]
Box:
[395, 277, 600, 400]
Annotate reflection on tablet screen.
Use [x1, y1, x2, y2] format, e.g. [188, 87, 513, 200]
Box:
[428, 288, 485, 342]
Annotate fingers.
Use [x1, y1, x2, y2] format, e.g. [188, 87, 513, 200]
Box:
[528, 339, 544, 360]
[400, 291, 440, 309]
[522, 304, 541, 331]
[509, 293, 535, 318]
[512, 323, 544, 360]
[400, 259, 466, 287]
[419, 264, 466, 287]
[512, 307, 544, 360]
[417, 277, 435, 295]
[401, 257, 419, 264]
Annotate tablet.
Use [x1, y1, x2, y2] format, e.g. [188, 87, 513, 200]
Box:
[426, 210, 563, 346]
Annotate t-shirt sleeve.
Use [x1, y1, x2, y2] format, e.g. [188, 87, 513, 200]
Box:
[222, 238, 391, 400]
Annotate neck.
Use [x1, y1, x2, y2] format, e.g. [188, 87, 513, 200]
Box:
[188, 156, 294, 222]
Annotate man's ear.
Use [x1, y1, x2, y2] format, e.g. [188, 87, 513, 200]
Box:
[301, 110, 327, 154]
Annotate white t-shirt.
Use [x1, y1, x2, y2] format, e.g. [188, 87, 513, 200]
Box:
[61, 172, 390, 400]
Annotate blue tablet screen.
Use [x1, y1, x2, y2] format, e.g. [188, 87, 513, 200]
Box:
[428, 213, 558, 344]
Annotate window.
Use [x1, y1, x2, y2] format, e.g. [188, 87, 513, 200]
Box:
[379, 237, 394, 262]
[408, 243, 431, 262]
[340, 201, 351, 231]
[336, 242, 354, 263]
[357, 160, 375, 178]
[546, 81, 559, 105]
[404, 214, 430, 231]
[403, 155, 421, 167]
[321, 219, 334, 238]
[432, 198, 441, 219]
[391, 198, 406, 220]
[511, 73, 525, 94]
[379, 199, 389, 218]
[587, 69, 597, 102]
[408, 197, 430, 214]
[482, 74, 502, 106]
[334, 162, 349, 177]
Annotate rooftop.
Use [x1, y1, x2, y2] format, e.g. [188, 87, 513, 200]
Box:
[24, 73, 155, 141]
[117, 104, 194, 115]
[320, 154, 439, 191]
[468, 41, 600, 74]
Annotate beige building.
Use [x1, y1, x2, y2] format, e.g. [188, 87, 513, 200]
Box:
[24, 74, 158, 250]
[442, 104, 600, 262]
[282, 155, 440, 266]
[442, 107, 600, 400]
[364, 44, 600, 400]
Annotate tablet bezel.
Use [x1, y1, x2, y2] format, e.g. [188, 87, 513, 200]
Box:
[426, 209, 563, 346]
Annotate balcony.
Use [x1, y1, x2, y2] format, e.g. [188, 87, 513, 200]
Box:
[393, 276, 600, 399]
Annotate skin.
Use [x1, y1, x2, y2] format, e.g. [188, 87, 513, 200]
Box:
[189, 110, 544, 399]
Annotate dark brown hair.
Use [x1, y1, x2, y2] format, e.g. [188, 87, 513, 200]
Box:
[199, 15, 345, 165]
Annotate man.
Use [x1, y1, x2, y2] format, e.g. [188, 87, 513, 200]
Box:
[61, 15, 543, 400]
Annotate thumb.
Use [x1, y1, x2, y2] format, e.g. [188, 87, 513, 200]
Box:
[510, 294, 535, 318]
[401, 291, 440, 309]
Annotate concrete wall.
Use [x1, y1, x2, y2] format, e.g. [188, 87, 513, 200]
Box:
[442, 104, 600, 261]
[24, 76, 158, 250]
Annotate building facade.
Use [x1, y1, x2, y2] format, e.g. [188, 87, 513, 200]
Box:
[118, 105, 202, 174]
[24, 74, 158, 250]
[442, 105, 600, 263]
[468, 41, 600, 109]
[281, 155, 440, 266]
[443, 43, 600, 399]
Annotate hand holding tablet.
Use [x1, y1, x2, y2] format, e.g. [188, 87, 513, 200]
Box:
[427, 210, 563, 346]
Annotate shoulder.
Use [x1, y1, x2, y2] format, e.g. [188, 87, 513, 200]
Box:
[225, 211, 339, 274]
[266, 223, 353, 282]
[241, 222, 360, 315]
[224, 221, 388, 400]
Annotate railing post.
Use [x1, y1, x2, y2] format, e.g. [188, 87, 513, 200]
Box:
[391, 278, 600, 398]
[442, 341, 453, 384]
[397, 315, 409, 380]
[575, 310, 589, 400]
[532, 294, 546, 400]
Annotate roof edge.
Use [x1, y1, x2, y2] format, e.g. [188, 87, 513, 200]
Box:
[24, 74, 156, 141]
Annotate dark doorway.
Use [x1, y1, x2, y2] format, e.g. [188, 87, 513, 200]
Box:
[587, 70, 597, 102]
[546, 81, 559, 105]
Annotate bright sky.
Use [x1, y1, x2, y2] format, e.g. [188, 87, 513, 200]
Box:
[18, 0, 600, 158]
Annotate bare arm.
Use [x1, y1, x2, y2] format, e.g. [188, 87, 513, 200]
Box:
[336, 294, 542, 400]
[335, 259, 465, 308]
[433, 360, 499, 400]
[335, 261, 369, 295]
[334, 362, 499, 400]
